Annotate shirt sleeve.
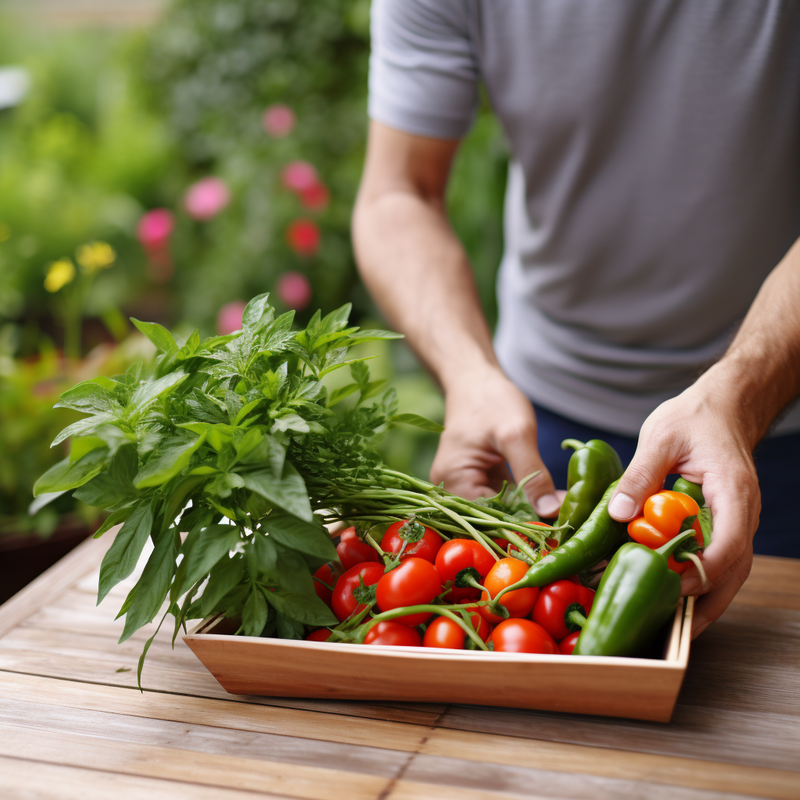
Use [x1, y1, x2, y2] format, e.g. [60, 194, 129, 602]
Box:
[368, 0, 479, 140]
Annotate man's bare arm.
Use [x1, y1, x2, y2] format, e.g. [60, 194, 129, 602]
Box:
[609, 237, 800, 636]
[352, 121, 562, 514]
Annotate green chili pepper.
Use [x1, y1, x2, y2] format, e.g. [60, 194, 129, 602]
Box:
[573, 529, 697, 657]
[553, 439, 624, 545]
[672, 477, 705, 508]
[494, 480, 627, 600]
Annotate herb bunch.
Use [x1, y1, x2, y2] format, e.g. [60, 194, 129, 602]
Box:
[35, 295, 548, 681]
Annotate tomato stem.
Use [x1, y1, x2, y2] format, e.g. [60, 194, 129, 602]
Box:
[363, 604, 489, 650]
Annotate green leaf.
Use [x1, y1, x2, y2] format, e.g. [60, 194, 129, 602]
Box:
[51, 414, 115, 447]
[345, 329, 403, 344]
[177, 524, 242, 594]
[391, 413, 445, 433]
[131, 318, 179, 356]
[242, 293, 273, 331]
[266, 587, 337, 627]
[699, 507, 713, 549]
[28, 490, 68, 515]
[55, 380, 122, 415]
[74, 445, 138, 509]
[358, 379, 389, 403]
[97, 503, 154, 603]
[129, 372, 187, 414]
[136, 603, 175, 690]
[119, 528, 179, 643]
[34, 449, 108, 496]
[262, 511, 337, 563]
[134, 434, 206, 489]
[93, 506, 136, 539]
[275, 610, 305, 640]
[241, 585, 269, 636]
[350, 360, 369, 386]
[199, 554, 245, 617]
[241, 461, 312, 522]
[271, 414, 310, 434]
[327, 383, 360, 407]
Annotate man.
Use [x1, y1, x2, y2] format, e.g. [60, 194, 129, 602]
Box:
[351, 0, 800, 637]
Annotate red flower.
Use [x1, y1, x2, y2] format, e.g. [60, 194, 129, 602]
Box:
[263, 104, 296, 137]
[300, 182, 330, 211]
[136, 209, 175, 252]
[286, 219, 320, 257]
[184, 177, 231, 221]
[276, 271, 312, 310]
[216, 301, 247, 335]
[281, 161, 318, 193]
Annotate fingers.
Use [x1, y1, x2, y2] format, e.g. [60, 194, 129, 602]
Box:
[608, 429, 680, 522]
[494, 420, 561, 517]
[681, 470, 759, 596]
[689, 551, 752, 638]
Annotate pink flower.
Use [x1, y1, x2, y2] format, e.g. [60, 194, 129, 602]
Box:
[300, 183, 330, 211]
[136, 209, 175, 252]
[262, 104, 296, 137]
[286, 219, 320, 257]
[281, 161, 318, 193]
[184, 177, 231, 221]
[217, 300, 247, 335]
[276, 272, 312, 311]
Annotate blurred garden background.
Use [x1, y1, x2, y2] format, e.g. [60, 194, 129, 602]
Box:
[0, 0, 508, 591]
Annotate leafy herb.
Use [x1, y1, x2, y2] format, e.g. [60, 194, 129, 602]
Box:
[35, 294, 549, 684]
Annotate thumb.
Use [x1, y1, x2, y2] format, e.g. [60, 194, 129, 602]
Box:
[499, 429, 561, 518]
[609, 440, 674, 521]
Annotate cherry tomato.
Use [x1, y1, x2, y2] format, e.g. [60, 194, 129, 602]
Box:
[531, 579, 595, 641]
[312, 562, 341, 608]
[364, 621, 422, 647]
[305, 629, 332, 642]
[331, 562, 385, 622]
[336, 526, 381, 571]
[375, 557, 442, 626]
[476, 557, 539, 624]
[434, 539, 496, 600]
[559, 631, 581, 655]
[381, 519, 443, 563]
[422, 613, 491, 649]
[490, 618, 559, 654]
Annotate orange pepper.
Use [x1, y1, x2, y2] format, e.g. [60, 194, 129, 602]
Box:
[627, 490, 703, 573]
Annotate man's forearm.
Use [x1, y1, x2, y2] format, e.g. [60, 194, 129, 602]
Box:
[696, 236, 800, 448]
[352, 188, 499, 390]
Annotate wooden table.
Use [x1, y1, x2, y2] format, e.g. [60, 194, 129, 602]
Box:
[0, 537, 798, 800]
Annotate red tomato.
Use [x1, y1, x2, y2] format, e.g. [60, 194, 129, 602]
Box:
[490, 619, 559, 654]
[375, 557, 442, 626]
[476, 557, 539, 624]
[364, 621, 422, 647]
[434, 539, 496, 600]
[381, 519, 443, 563]
[336, 526, 381, 571]
[559, 631, 581, 655]
[531, 579, 595, 641]
[305, 629, 332, 642]
[422, 613, 491, 649]
[331, 562, 385, 622]
[312, 562, 341, 607]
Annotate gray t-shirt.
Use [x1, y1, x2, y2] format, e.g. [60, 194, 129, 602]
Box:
[369, 0, 800, 436]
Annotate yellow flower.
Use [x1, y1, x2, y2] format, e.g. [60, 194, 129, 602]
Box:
[44, 258, 76, 292]
[0, 223, 10, 243]
[76, 240, 116, 274]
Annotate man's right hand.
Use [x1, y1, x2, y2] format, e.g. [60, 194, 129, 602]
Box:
[430, 365, 563, 517]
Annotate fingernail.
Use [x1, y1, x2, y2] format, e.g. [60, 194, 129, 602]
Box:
[608, 492, 637, 520]
[534, 493, 560, 518]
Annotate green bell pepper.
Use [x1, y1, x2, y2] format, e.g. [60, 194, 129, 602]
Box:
[573, 529, 697, 657]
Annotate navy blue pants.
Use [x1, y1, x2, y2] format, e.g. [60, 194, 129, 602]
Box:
[533, 403, 800, 558]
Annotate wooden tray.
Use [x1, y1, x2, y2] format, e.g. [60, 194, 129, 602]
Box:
[184, 595, 693, 723]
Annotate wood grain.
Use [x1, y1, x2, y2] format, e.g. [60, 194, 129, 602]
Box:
[0, 756, 294, 800]
[732, 556, 800, 610]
